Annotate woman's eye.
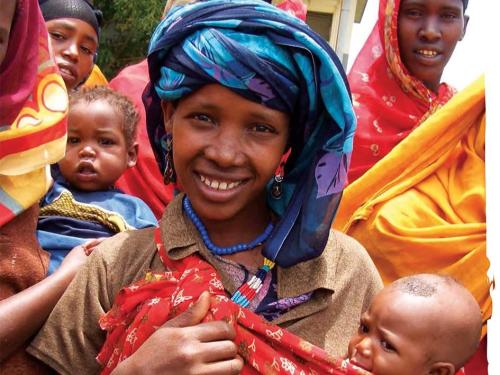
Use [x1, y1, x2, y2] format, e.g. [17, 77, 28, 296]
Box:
[251, 124, 276, 134]
[193, 114, 214, 123]
[381, 340, 396, 353]
[403, 9, 422, 17]
[67, 137, 79, 144]
[441, 12, 458, 20]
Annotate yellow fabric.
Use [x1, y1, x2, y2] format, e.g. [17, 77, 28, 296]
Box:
[334, 76, 490, 336]
[39, 190, 131, 232]
[83, 65, 108, 88]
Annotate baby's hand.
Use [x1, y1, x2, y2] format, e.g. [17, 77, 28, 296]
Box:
[56, 237, 106, 280]
[80, 237, 106, 256]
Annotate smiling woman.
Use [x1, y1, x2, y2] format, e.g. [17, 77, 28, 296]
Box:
[27, 1, 384, 374]
[347, 0, 469, 182]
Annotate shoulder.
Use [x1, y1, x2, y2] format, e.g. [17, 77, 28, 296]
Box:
[94, 226, 157, 273]
[321, 229, 383, 291]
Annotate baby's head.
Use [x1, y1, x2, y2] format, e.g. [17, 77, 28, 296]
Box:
[58, 86, 139, 191]
[348, 274, 482, 375]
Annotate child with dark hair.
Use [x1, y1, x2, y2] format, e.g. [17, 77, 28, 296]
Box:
[39, 0, 104, 91]
[347, 274, 482, 375]
[37, 86, 157, 274]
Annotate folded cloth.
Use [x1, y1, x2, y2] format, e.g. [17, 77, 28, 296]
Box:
[334, 76, 490, 336]
[97, 228, 373, 375]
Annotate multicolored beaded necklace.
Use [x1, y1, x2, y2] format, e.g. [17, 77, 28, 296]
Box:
[183, 195, 275, 308]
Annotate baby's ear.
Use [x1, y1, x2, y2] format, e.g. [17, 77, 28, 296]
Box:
[428, 362, 455, 375]
[127, 142, 139, 168]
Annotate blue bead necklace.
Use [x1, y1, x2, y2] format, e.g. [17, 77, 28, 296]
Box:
[182, 195, 274, 256]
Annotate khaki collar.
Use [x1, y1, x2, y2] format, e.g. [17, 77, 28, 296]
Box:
[159, 194, 339, 301]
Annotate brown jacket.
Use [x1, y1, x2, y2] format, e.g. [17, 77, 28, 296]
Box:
[28, 195, 382, 374]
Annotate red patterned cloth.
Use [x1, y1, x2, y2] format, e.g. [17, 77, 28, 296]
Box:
[347, 0, 455, 182]
[97, 228, 373, 375]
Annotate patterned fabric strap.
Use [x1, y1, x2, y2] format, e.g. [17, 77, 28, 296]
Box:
[96, 227, 373, 375]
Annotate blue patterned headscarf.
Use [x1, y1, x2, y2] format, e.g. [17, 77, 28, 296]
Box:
[145, 0, 356, 267]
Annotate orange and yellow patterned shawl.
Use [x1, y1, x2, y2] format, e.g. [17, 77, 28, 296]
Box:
[334, 76, 489, 336]
[0, 0, 68, 227]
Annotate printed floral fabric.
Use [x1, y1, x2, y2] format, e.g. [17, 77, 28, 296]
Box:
[347, 0, 455, 182]
[97, 228, 373, 375]
[0, 0, 68, 227]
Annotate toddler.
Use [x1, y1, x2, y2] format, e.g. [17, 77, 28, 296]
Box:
[37, 86, 157, 274]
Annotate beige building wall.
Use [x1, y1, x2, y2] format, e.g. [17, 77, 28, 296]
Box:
[273, 0, 367, 67]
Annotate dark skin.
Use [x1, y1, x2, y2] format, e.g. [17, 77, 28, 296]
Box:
[0, 206, 100, 362]
[112, 84, 290, 374]
[397, 0, 468, 93]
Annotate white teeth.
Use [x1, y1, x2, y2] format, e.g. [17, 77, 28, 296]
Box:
[199, 174, 241, 191]
[418, 50, 437, 57]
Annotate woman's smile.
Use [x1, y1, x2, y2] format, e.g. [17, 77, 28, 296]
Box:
[163, 83, 289, 226]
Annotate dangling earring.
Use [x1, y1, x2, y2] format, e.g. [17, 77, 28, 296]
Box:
[271, 162, 285, 199]
[163, 133, 176, 185]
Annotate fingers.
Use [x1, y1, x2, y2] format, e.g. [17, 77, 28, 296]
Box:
[163, 291, 211, 328]
[201, 357, 244, 375]
[196, 339, 238, 363]
[187, 320, 236, 342]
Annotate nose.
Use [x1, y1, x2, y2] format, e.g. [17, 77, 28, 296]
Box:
[203, 129, 246, 168]
[79, 144, 96, 159]
[354, 336, 373, 359]
[418, 17, 441, 42]
[62, 40, 79, 62]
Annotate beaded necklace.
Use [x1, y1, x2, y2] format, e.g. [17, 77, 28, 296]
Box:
[182, 195, 275, 307]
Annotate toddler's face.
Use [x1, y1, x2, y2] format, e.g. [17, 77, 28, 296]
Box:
[347, 289, 436, 375]
[58, 99, 136, 191]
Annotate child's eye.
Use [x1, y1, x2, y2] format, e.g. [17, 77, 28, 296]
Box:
[381, 340, 397, 353]
[99, 138, 115, 146]
[250, 124, 277, 134]
[80, 45, 94, 56]
[358, 323, 369, 334]
[49, 32, 65, 41]
[67, 136, 80, 144]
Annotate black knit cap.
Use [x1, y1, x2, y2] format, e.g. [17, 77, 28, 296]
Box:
[39, 0, 103, 37]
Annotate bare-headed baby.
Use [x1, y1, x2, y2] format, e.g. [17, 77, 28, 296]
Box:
[346, 273, 482, 375]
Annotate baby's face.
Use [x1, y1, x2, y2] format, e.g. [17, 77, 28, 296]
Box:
[347, 289, 436, 375]
[58, 99, 134, 191]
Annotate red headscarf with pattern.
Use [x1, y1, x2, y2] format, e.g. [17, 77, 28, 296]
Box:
[347, 0, 455, 182]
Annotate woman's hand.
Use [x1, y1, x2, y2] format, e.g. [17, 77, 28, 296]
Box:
[111, 292, 243, 375]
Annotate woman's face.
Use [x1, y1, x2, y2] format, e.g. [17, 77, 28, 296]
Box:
[163, 84, 289, 226]
[397, 0, 467, 93]
[46, 18, 98, 90]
